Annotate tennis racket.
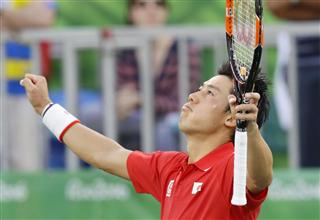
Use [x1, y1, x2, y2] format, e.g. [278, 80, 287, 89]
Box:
[225, 0, 264, 206]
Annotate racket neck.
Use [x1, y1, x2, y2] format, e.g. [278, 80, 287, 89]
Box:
[236, 120, 247, 131]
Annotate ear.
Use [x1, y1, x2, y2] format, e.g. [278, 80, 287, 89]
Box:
[224, 112, 236, 128]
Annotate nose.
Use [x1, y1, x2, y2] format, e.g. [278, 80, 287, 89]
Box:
[188, 92, 199, 104]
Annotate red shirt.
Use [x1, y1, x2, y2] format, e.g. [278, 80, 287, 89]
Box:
[127, 142, 268, 220]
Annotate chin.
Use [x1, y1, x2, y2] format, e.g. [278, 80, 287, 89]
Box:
[179, 120, 191, 135]
[178, 120, 186, 132]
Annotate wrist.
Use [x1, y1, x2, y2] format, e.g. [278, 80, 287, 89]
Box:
[42, 104, 80, 142]
[41, 102, 54, 117]
[35, 99, 52, 115]
[247, 122, 259, 135]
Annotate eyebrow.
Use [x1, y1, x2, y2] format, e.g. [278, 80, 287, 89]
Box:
[202, 83, 221, 92]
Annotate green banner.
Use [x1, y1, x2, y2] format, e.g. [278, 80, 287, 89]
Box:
[1, 170, 159, 220]
[1, 169, 319, 220]
[260, 169, 320, 220]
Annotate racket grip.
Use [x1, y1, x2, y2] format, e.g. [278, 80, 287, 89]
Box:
[231, 130, 247, 206]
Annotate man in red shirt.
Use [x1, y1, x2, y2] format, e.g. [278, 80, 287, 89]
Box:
[21, 62, 273, 219]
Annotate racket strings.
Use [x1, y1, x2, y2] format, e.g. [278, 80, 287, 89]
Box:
[232, 0, 256, 79]
[234, 0, 255, 46]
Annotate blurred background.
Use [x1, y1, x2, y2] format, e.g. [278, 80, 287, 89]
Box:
[0, 0, 319, 219]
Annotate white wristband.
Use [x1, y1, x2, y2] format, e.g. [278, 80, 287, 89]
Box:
[41, 102, 54, 117]
[42, 104, 80, 142]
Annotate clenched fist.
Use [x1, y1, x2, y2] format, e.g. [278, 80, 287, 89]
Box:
[228, 92, 261, 132]
[20, 74, 52, 115]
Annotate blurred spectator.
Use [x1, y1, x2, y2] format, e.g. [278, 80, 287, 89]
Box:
[116, 0, 201, 150]
[1, 0, 56, 171]
[268, 0, 320, 167]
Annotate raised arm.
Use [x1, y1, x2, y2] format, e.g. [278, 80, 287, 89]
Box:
[229, 93, 273, 194]
[246, 118, 273, 193]
[20, 74, 131, 179]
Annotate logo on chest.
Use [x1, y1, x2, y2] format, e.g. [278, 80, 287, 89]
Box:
[191, 182, 203, 195]
[166, 180, 204, 197]
[166, 179, 175, 197]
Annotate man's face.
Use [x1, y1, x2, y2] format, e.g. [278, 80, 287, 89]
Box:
[179, 75, 233, 135]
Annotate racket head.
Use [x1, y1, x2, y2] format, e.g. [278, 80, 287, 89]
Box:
[225, 0, 264, 102]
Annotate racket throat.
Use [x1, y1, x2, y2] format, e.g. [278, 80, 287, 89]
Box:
[236, 97, 249, 130]
[236, 120, 247, 131]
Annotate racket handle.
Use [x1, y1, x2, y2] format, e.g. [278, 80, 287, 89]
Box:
[231, 130, 247, 206]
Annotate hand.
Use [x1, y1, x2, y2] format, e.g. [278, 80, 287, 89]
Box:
[117, 86, 140, 120]
[20, 74, 52, 115]
[228, 92, 260, 131]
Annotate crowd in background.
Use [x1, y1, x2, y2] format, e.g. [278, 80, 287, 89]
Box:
[1, 0, 319, 171]
[1, 0, 56, 170]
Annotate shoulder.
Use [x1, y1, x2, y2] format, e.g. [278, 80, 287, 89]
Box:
[128, 151, 187, 174]
[129, 150, 187, 166]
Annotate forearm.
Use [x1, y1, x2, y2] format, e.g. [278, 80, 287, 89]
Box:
[62, 123, 131, 179]
[246, 123, 273, 193]
[20, 74, 132, 180]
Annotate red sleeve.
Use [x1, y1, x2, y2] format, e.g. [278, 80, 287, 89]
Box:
[127, 151, 184, 202]
[245, 187, 268, 210]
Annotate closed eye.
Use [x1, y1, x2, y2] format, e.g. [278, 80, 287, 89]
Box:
[197, 86, 214, 96]
[208, 90, 214, 96]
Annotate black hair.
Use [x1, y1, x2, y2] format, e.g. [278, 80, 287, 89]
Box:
[218, 61, 270, 129]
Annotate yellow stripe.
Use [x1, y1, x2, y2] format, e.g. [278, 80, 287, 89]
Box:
[13, 0, 30, 8]
[6, 59, 31, 79]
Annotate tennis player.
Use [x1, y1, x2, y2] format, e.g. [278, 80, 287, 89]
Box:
[20, 62, 273, 219]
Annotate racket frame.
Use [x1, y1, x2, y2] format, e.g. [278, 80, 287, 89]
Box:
[225, 0, 264, 206]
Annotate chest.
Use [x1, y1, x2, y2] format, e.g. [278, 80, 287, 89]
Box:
[161, 165, 230, 219]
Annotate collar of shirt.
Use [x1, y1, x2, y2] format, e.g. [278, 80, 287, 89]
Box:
[181, 142, 234, 172]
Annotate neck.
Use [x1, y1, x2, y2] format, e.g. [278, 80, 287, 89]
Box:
[186, 131, 231, 164]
